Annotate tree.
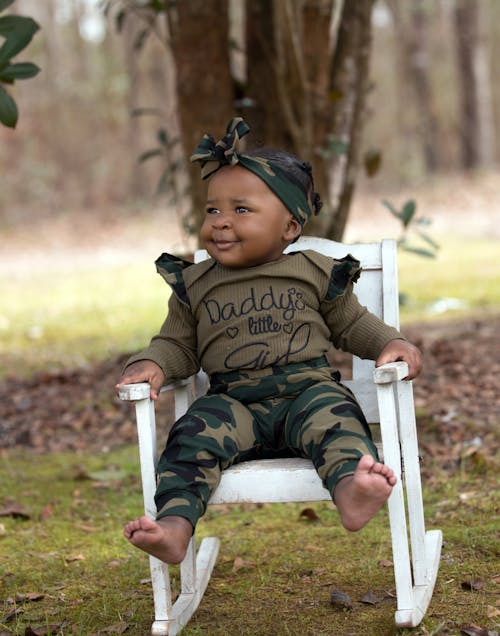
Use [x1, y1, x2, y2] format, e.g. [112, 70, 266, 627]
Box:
[387, 0, 443, 173]
[0, 0, 40, 128]
[107, 0, 377, 242]
[453, 0, 496, 169]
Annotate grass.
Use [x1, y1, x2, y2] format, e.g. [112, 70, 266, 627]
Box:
[0, 447, 498, 635]
[1, 234, 499, 379]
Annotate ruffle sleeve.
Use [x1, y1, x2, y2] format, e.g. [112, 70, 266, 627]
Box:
[155, 253, 193, 306]
[325, 255, 361, 301]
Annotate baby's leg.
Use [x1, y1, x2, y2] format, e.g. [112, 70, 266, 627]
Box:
[285, 379, 393, 531]
[124, 515, 192, 564]
[333, 455, 395, 531]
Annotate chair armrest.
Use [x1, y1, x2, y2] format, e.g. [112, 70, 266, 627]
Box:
[373, 361, 409, 384]
[118, 376, 199, 402]
[118, 382, 151, 401]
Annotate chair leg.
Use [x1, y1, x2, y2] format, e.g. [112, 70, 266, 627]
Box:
[151, 536, 221, 635]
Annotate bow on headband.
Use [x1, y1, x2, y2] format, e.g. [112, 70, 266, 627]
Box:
[190, 117, 315, 227]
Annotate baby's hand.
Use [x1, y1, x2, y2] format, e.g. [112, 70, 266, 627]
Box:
[115, 360, 165, 400]
[375, 339, 422, 380]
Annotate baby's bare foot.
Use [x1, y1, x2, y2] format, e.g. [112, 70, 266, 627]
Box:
[124, 515, 192, 564]
[334, 455, 396, 532]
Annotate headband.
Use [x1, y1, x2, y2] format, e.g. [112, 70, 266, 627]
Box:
[190, 117, 316, 227]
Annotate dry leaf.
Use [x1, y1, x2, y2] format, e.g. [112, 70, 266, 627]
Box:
[24, 626, 63, 636]
[303, 544, 325, 552]
[0, 503, 31, 520]
[39, 504, 53, 522]
[361, 591, 381, 605]
[15, 592, 45, 602]
[299, 508, 320, 522]
[75, 524, 98, 532]
[232, 556, 256, 573]
[460, 626, 489, 636]
[461, 578, 484, 591]
[4, 607, 23, 622]
[65, 554, 85, 563]
[487, 605, 500, 618]
[378, 559, 393, 568]
[99, 621, 129, 633]
[330, 589, 353, 611]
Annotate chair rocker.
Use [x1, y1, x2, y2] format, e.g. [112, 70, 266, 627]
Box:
[119, 236, 442, 635]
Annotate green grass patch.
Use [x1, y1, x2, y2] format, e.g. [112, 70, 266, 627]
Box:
[1, 447, 498, 635]
[398, 236, 500, 323]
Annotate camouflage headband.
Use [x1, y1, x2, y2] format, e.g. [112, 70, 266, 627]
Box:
[190, 117, 315, 227]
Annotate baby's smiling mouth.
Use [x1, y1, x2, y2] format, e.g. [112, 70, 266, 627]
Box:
[212, 238, 239, 249]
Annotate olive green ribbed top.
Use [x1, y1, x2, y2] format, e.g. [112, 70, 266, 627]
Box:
[126, 250, 403, 381]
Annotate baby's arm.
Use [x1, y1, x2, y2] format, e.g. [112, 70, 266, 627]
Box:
[116, 360, 166, 400]
[375, 339, 422, 380]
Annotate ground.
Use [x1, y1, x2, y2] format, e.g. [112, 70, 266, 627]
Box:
[0, 315, 498, 467]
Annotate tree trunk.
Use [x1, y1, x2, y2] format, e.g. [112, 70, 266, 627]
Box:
[324, 0, 375, 241]
[454, 0, 496, 169]
[168, 0, 234, 233]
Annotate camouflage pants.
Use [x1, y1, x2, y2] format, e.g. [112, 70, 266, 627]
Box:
[155, 357, 378, 528]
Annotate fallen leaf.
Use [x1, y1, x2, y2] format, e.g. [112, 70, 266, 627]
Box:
[0, 503, 31, 520]
[330, 589, 353, 611]
[39, 504, 53, 522]
[99, 621, 129, 633]
[487, 605, 500, 618]
[361, 591, 382, 605]
[106, 560, 121, 568]
[88, 468, 127, 482]
[378, 559, 393, 568]
[303, 544, 325, 552]
[24, 625, 63, 636]
[65, 554, 85, 563]
[232, 556, 256, 573]
[15, 592, 45, 602]
[461, 578, 484, 591]
[460, 626, 489, 636]
[299, 508, 320, 522]
[4, 607, 23, 622]
[75, 524, 98, 532]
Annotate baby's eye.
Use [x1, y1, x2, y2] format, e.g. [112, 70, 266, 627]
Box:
[206, 207, 220, 215]
[235, 206, 250, 214]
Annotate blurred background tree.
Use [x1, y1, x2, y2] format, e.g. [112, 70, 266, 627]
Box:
[0, 0, 497, 244]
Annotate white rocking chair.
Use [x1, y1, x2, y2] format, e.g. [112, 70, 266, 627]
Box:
[119, 237, 442, 635]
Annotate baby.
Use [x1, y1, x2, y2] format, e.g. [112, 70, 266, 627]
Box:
[117, 117, 422, 564]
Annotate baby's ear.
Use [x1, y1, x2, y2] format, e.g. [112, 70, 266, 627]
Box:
[284, 217, 302, 242]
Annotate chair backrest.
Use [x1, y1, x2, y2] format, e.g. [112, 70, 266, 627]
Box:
[194, 237, 399, 423]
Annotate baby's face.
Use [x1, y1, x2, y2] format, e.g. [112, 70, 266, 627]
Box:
[200, 166, 301, 269]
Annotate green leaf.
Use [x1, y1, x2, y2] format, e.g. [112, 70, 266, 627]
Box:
[0, 0, 16, 12]
[401, 199, 416, 228]
[0, 15, 40, 67]
[0, 61, 39, 81]
[381, 199, 401, 219]
[415, 229, 440, 251]
[157, 128, 168, 145]
[131, 107, 164, 118]
[0, 82, 17, 127]
[156, 168, 172, 195]
[0, 0, 14, 11]
[363, 148, 382, 177]
[400, 244, 436, 259]
[138, 148, 162, 163]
